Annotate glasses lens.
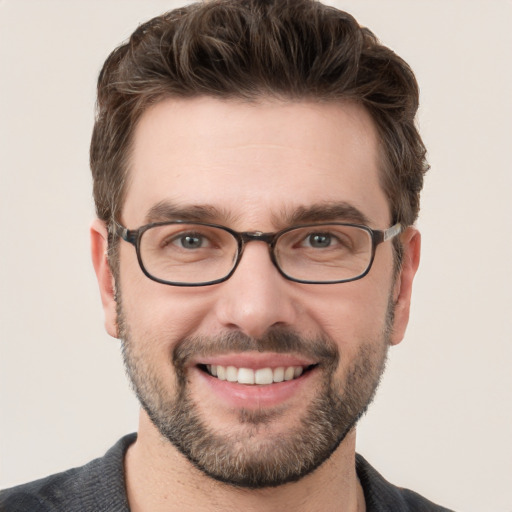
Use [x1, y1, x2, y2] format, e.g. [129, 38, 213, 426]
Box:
[275, 224, 373, 283]
[139, 224, 238, 284]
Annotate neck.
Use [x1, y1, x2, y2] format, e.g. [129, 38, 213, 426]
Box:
[124, 411, 365, 512]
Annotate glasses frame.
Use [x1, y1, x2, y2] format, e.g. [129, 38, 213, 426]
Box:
[115, 221, 402, 287]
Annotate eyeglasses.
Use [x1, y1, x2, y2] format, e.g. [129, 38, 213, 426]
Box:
[115, 221, 402, 287]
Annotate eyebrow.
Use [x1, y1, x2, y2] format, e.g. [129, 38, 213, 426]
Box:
[276, 202, 371, 227]
[145, 201, 237, 224]
[144, 200, 371, 228]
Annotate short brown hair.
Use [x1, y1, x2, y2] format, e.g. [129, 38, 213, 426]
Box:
[91, 0, 428, 237]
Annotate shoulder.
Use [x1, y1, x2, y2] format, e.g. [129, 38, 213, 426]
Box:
[0, 434, 136, 512]
[356, 454, 456, 512]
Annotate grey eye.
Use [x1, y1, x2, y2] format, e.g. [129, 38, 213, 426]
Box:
[177, 234, 205, 249]
[307, 233, 332, 248]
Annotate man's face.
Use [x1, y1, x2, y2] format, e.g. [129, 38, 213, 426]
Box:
[93, 97, 419, 488]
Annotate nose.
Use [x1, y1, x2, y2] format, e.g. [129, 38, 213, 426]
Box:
[213, 241, 299, 339]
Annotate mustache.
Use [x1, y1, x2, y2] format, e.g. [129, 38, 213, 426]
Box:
[173, 327, 339, 369]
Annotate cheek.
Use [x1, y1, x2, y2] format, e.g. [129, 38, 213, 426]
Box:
[118, 252, 218, 350]
[306, 272, 394, 348]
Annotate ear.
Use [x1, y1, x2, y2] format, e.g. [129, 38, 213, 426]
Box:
[90, 219, 119, 338]
[389, 227, 421, 346]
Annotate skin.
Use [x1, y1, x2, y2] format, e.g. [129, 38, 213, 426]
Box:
[91, 97, 420, 511]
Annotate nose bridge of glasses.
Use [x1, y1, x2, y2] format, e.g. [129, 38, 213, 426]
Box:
[240, 231, 276, 246]
[232, 231, 282, 282]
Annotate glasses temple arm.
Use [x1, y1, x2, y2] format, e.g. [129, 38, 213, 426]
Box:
[383, 222, 402, 242]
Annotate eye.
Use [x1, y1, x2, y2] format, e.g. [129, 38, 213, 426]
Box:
[171, 232, 210, 249]
[295, 229, 353, 251]
[306, 233, 332, 248]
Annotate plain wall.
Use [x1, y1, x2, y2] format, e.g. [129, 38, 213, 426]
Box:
[1, 1, 511, 511]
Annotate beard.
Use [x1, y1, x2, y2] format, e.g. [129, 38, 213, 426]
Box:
[118, 301, 392, 489]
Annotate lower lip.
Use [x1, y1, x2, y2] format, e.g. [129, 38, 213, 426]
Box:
[194, 366, 317, 409]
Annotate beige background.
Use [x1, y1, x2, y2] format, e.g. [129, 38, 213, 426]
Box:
[1, 1, 511, 510]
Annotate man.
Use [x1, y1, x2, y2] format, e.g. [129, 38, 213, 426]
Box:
[0, 0, 454, 510]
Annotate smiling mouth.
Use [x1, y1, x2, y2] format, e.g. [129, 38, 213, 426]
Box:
[199, 364, 317, 385]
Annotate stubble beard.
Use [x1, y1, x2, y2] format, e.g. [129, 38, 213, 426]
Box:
[117, 301, 392, 489]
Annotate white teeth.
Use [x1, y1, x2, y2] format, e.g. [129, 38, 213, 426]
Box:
[255, 368, 273, 385]
[238, 368, 255, 384]
[273, 367, 285, 383]
[226, 366, 238, 382]
[206, 364, 307, 385]
[216, 365, 226, 380]
[284, 367, 295, 381]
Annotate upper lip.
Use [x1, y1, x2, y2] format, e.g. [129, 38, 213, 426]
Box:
[190, 352, 317, 369]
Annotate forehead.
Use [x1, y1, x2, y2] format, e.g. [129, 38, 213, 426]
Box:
[123, 97, 389, 228]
